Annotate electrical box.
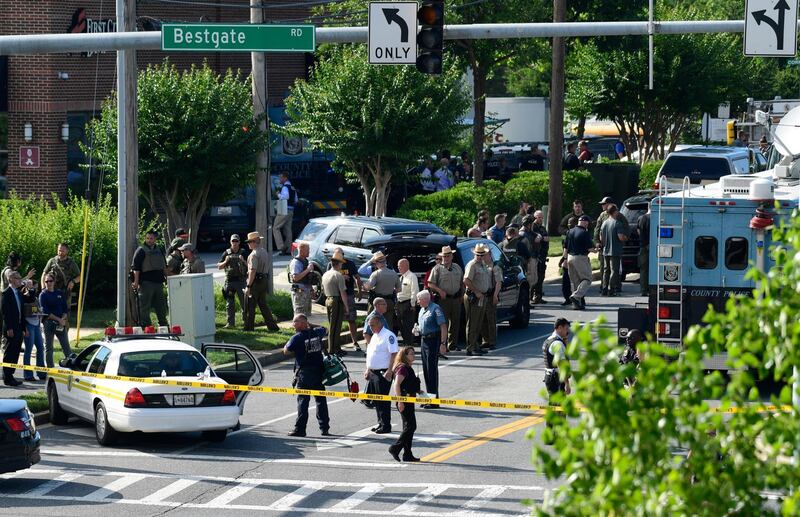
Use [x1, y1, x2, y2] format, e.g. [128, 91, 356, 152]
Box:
[167, 273, 216, 348]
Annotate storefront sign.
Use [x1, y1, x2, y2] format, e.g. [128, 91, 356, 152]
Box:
[19, 147, 40, 169]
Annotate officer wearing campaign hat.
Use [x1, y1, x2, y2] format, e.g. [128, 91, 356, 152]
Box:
[427, 245, 464, 352]
[179, 243, 205, 274]
[463, 243, 492, 356]
[363, 250, 399, 331]
[321, 249, 350, 356]
[243, 231, 279, 331]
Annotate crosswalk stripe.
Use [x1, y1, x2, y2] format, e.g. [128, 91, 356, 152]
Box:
[461, 486, 508, 512]
[23, 472, 83, 497]
[392, 485, 450, 514]
[139, 478, 199, 503]
[82, 475, 146, 502]
[266, 482, 326, 510]
[329, 483, 383, 512]
[203, 480, 263, 507]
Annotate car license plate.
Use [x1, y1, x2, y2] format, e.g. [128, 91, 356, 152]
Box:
[173, 394, 195, 406]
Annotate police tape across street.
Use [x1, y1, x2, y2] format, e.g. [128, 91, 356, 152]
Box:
[1, 361, 792, 415]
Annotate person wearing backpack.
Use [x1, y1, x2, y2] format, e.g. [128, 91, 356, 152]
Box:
[274, 172, 298, 256]
[217, 234, 249, 329]
[283, 314, 331, 437]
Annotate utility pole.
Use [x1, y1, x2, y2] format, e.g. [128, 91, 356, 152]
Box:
[251, 0, 274, 293]
[547, 0, 566, 236]
[116, 0, 138, 325]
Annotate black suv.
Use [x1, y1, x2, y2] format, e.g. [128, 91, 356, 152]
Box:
[368, 234, 531, 330]
[619, 192, 656, 280]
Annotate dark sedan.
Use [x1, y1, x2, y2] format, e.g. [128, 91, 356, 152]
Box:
[0, 399, 41, 474]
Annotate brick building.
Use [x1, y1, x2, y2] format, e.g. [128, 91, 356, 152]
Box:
[0, 0, 311, 199]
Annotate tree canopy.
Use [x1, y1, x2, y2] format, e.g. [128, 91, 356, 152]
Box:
[282, 45, 469, 216]
[85, 61, 266, 240]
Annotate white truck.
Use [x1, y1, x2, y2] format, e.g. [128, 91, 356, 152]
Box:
[485, 97, 550, 144]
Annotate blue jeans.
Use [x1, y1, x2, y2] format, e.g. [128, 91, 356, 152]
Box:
[23, 321, 46, 380]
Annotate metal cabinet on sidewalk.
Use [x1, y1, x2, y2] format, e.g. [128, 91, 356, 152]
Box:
[167, 273, 215, 348]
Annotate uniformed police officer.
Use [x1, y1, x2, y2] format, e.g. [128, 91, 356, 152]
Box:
[520, 215, 542, 302]
[283, 314, 330, 437]
[289, 241, 315, 317]
[165, 238, 184, 276]
[40, 243, 80, 315]
[543, 318, 571, 405]
[531, 210, 550, 304]
[463, 243, 491, 356]
[564, 215, 593, 310]
[179, 243, 205, 274]
[427, 246, 464, 352]
[480, 250, 502, 351]
[321, 250, 350, 356]
[243, 231, 280, 331]
[364, 251, 399, 331]
[131, 230, 168, 328]
[217, 234, 249, 328]
[415, 290, 447, 408]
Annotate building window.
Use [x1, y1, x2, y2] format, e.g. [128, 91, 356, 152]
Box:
[725, 237, 748, 270]
[67, 112, 98, 198]
[694, 236, 718, 269]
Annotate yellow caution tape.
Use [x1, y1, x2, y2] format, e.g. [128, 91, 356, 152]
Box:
[1, 362, 793, 414]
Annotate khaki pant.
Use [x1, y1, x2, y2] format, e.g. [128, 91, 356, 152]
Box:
[438, 296, 461, 350]
[325, 296, 345, 354]
[526, 258, 539, 296]
[463, 294, 486, 353]
[244, 277, 279, 331]
[273, 213, 293, 253]
[567, 254, 592, 299]
[480, 297, 498, 348]
[137, 281, 168, 327]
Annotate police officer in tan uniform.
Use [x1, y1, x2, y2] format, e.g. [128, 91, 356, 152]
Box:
[243, 231, 279, 331]
[463, 243, 491, 356]
[179, 243, 205, 274]
[321, 250, 350, 356]
[364, 251, 399, 331]
[427, 246, 464, 352]
[480, 250, 503, 351]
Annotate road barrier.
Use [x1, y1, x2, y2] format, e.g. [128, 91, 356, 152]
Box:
[1, 362, 793, 414]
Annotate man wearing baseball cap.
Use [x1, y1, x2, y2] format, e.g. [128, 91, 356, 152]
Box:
[563, 215, 593, 310]
[179, 243, 205, 274]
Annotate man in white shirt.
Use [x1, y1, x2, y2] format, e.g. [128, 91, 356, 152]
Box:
[395, 258, 419, 345]
[434, 158, 454, 191]
[364, 316, 399, 434]
[274, 172, 297, 256]
[420, 158, 435, 192]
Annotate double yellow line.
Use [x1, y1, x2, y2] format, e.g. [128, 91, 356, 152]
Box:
[422, 414, 545, 463]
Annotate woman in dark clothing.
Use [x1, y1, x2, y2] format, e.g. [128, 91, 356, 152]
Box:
[388, 346, 421, 462]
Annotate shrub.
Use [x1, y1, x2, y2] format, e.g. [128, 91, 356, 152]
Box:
[213, 287, 293, 322]
[397, 170, 598, 235]
[0, 194, 118, 308]
[639, 160, 663, 190]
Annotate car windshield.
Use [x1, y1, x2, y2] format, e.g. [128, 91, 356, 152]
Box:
[298, 222, 328, 241]
[660, 156, 730, 180]
[118, 350, 209, 378]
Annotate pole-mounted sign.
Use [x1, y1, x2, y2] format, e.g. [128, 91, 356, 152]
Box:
[744, 0, 798, 56]
[161, 24, 315, 52]
[368, 2, 418, 64]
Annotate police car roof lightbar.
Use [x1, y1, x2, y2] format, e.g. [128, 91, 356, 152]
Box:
[104, 325, 183, 341]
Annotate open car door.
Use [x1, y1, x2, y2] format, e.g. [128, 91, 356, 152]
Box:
[201, 343, 264, 412]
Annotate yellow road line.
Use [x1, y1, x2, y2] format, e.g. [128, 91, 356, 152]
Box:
[422, 414, 545, 463]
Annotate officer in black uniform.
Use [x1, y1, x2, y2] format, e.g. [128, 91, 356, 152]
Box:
[543, 318, 571, 401]
[531, 210, 550, 304]
[131, 230, 168, 328]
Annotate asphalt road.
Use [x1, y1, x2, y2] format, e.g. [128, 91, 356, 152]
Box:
[0, 278, 641, 516]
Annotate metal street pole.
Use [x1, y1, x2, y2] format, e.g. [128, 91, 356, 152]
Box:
[115, 0, 138, 326]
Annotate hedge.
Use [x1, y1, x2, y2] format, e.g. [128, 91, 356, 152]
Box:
[639, 160, 663, 190]
[396, 170, 599, 235]
[0, 194, 118, 308]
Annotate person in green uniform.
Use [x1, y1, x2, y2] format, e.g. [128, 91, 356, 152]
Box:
[40, 243, 80, 319]
[179, 243, 205, 274]
[243, 231, 279, 331]
[131, 230, 168, 328]
[479, 251, 502, 351]
[321, 250, 350, 356]
[427, 246, 464, 352]
[463, 243, 491, 356]
[364, 251, 399, 331]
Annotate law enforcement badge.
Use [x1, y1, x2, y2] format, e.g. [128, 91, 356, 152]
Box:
[664, 265, 679, 282]
[389, 335, 396, 345]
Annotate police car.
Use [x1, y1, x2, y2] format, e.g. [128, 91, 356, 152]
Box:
[47, 326, 263, 446]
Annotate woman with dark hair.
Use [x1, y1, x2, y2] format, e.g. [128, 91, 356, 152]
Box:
[388, 346, 422, 462]
[2, 252, 35, 292]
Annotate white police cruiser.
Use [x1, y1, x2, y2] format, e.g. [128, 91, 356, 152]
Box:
[47, 326, 263, 446]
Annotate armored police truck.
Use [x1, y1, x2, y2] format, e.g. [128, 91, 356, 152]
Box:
[619, 106, 800, 370]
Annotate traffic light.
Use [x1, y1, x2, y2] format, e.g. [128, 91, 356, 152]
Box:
[726, 120, 737, 145]
[417, 1, 444, 75]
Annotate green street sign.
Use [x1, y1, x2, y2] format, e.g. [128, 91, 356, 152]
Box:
[161, 23, 315, 52]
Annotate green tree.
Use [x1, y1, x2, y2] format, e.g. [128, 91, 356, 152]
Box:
[85, 61, 266, 239]
[282, 46, 469, 216]
[532, 213, 800, 515]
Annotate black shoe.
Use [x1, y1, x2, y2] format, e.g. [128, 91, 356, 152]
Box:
[320, 429, 331, 436]
[422, 404, 440, 409]
[288, 429, 306, 437]
[388, 444, 402, 462]
[560, 299, 571, 306]
[3, 378, 22, 386]
[438, 353, 448, 360]
[570, 296, 582, 310]
[466, 350, 474, 356]
[353, 344, 363, 352]
[402, 454, 421, 462]
[609, 291, 618, 297]
[374, 427, 392, 434]
[580, 298, 587, 310]
[600, 288, 609, 296]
